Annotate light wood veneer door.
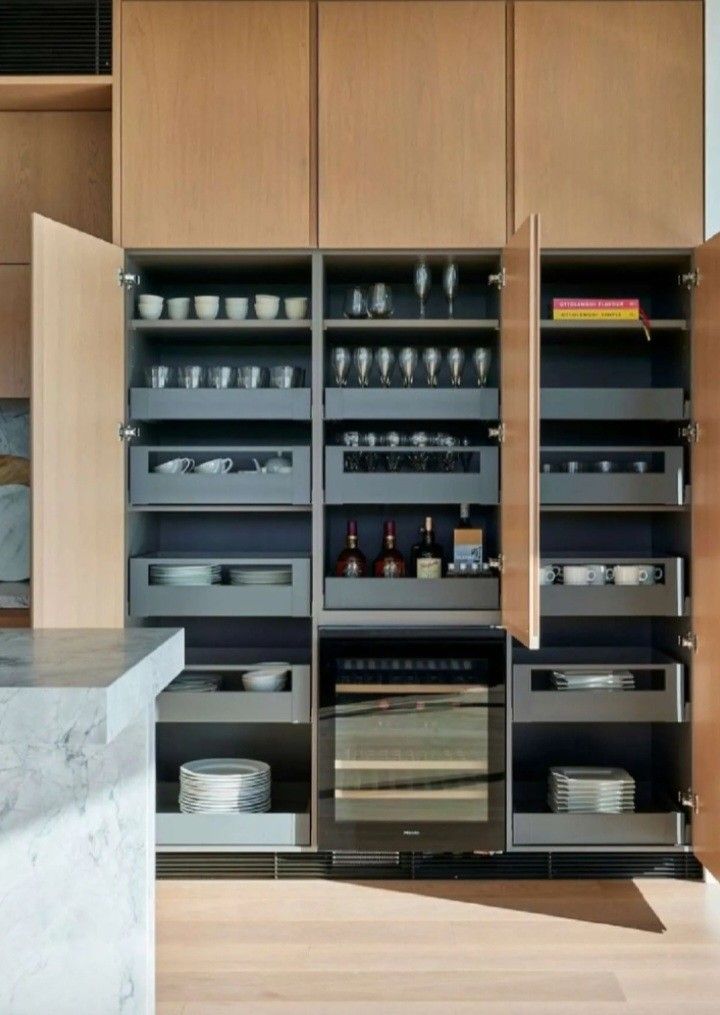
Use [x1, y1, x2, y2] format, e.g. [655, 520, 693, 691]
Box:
[514, 1, 703, 248]
[691, 232, 720, 880]
[120, 0, 311, 248]
[318, 1, 506, 248]
[32, 216, 125, 628]
[499, 214, 540, 650]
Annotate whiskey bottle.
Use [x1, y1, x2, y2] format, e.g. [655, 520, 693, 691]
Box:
[373, 520, 406, 578]
[415, 515, 444, 579]
[335, 520, 367, 577]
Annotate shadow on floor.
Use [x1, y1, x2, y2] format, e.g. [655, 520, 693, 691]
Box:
[344, 878, 666, 933]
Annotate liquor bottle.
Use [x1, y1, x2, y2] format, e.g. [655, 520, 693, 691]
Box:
[415, 515, 444, 579]
[335, 520, 367, 577]
[373, 520, 406, 578]
[458, 503, 471, 528]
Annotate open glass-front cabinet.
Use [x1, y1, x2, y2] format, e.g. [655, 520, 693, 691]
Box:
[31, 211, 720, 875]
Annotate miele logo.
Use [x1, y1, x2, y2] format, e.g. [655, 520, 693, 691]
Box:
[402, 829, 420, 836]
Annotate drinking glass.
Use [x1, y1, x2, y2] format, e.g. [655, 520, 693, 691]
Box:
[414, 260, 431, 319]
[343, 286, 367, 319]
[376, 347, 395, 387]
[207, 366, 235, 389]
[422, 347, 442, 387]
[443, 262, 459, 318]
[332, 347, 351, 387]
[238, 365, 265, 389]
[368, 283, 393, 319]
[146, 365, 174, 389]
[353, 346, 374, 387]
[398, 347, 418, 387]
[473, 347, 492, 387]
[178, 365, 205, 389]
[447, 347, 465, 387]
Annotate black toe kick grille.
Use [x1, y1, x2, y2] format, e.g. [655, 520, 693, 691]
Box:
[0, 1, 111, 74]
[156, 851, 702, 881]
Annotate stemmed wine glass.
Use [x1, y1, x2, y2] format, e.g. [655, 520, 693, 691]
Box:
[443, 262, 459, 319]
[414, 260, 431, 319]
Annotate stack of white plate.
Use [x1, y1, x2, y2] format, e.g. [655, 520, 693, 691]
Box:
[179, 758, 271, 814]
[228, 567, 291, 586]
[551, 669, 635, 692]
[150, 564, 222, 586]
[548, 766, 636, 813]
[166, 672, 223, 693]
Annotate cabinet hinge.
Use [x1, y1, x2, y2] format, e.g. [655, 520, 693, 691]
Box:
[678, 788, 699, 814]
[678, 269, 701, 290]
[488, 554, 504, 575]
[680, 421, 700, 444]
[678, 631, 698, 652]
[487, 267, 507, 290]
[117, 270, 139, 291]
[488, 422, 505, 443]
[118, 422, 140, 442]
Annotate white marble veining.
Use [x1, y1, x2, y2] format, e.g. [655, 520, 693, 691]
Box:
[0, 628, 184, 1015]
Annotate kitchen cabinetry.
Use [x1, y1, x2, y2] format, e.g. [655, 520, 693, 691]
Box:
[513, 0, 703, 248]
[119, 0, 312, 248]
[318, 0, 506, 248]
[0, 266, 30, 398]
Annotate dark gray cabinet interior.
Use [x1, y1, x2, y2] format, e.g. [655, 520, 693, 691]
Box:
[122, 247, 693, 859]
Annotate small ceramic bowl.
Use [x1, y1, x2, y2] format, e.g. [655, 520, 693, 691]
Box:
[284, 296, 308, 320]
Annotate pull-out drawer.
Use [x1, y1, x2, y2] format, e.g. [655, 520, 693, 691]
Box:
[129, 555, 311, 618]
[513, 810, 684, 847]
[512, 660, 685, 723]
[540, 557, 685, 617]
[324, 445, 498, 505]
[130, 387, 311, 421]
[324, 387, 499, 421]
[540, 447, 684, 505]
[157, 664, 311, 724]
[130, 445, 310, 505]
[541, 388, 687, 421]
[324, 576, 499, 611]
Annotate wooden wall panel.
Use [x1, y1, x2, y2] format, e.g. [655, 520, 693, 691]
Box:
[120, 0, 311, 248]
[514, 1, 703, 247]
[0, 112, 111, 262]
[0, 266, 30, 398]
[318, 1, 506, 248]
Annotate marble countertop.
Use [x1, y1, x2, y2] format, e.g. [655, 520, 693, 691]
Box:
[0, 627, 184, 745]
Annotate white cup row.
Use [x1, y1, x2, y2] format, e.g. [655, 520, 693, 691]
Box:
[153, 456, 292, 476]
[137, 293, 308, 322]
[540, 564, 664, 587]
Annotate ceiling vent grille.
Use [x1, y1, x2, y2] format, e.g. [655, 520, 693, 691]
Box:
[0, 1, 111, 75]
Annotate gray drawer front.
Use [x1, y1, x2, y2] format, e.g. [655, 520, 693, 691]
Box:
[540, 446, 683, 506]
[513, 811, 684, 847]
[324, 387, 499, 421]
[324, 446, 498, 505]
[541, 557, 684, 617]
[130, 388, 311, 421]
[157, 665, 311, 724]
[130, 446, 311, 505]
[156, 810, 310, 847]
[541, 388, 687, 421]
[324, 576, 499, 610]
[512, 663, 684, 722]
[130, 557, 311, 618]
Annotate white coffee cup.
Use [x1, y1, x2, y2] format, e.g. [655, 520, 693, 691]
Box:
[284, 296, 308, 320]
[563, 564, 599, 586]
[154, 457, 194, 475]
[167, 297, 190, 320]
[255, 294, 280, 320]
[540, 565, 560, 585]
[195, 457, 233, 475]
[138, 294, 164, 320]
[225, 297, 249, 320]
[194, 295, 220, 320]
[610, 564, 663, 586]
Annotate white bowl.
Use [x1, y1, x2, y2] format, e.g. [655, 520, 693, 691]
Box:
[284, 296, 308, 320]
[254, 294, 280, 321]
[138, 295, 164, 320]
[242, 667, 288, 692]
[225, 297, 249, 320]
[194, 295, 220, 320]
[167, 297, 190, 320]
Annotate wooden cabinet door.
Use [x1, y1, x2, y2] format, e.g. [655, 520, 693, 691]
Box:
[514, 1, 703, 248]
[120, 1, 311, 248]
[691, 232, 720, 879]
[318, 1, 506, 248]
[32, 215, 125, 628]
[499, 214, 540, 649]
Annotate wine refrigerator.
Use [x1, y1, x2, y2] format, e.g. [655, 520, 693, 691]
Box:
[318, 628, 506, 852]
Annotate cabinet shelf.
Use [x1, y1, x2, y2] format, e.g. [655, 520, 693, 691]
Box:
[324, 386, 499, 420]
[513, 809, 685, 847]
[131, 318, 311, 341]
[130, 387, 311, 421]
[541, 387, 687, 421]
[0, 75, 112, 111]
[324, 318, 499, 334]
[156, 781, 310, 848]
[540, 556, 684, 617]
[541, 319, 686, 335]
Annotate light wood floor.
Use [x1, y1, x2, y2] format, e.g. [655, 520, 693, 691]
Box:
[157, 877, 720, 1013]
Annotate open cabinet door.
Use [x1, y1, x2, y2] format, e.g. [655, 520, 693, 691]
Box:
[691, 231, 720, 877]
[32, 215, 125, 627]
[499, 214, 540, 649]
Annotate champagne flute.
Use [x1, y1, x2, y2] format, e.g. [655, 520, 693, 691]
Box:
[443, 262, 459, 319]
[414, 260, 431, 319]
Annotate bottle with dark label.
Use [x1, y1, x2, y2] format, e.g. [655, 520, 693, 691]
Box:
[335, 520, 367, 577]
[415, 515, 444, 579]
[373, 520, 406, 578]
